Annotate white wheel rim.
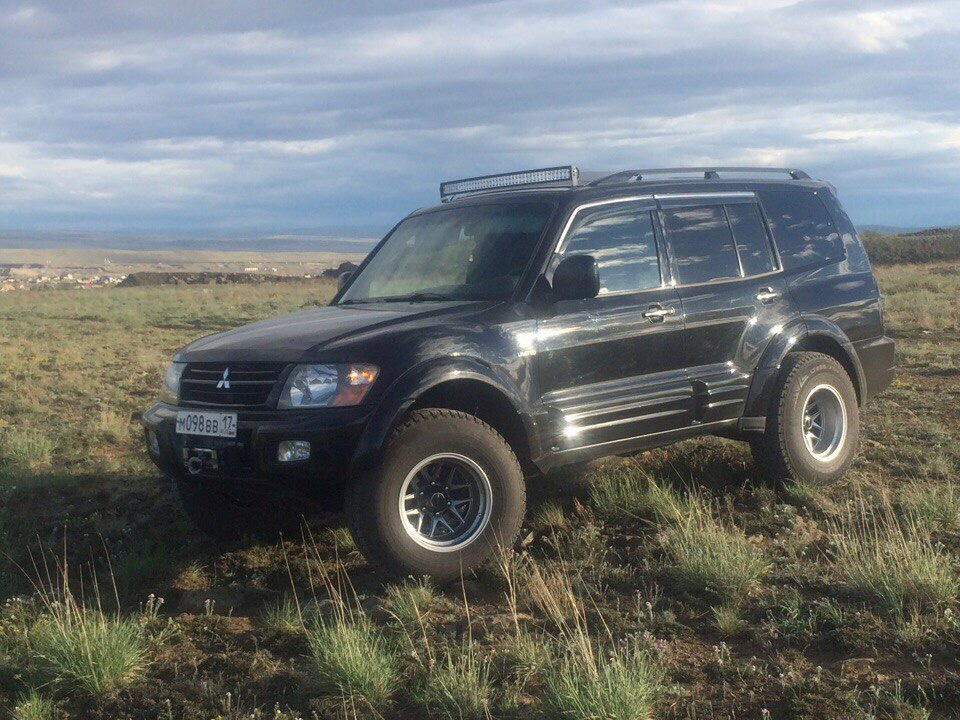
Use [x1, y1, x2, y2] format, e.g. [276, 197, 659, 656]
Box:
[801, 383, 847, 463]
[398, 453, 493, 552]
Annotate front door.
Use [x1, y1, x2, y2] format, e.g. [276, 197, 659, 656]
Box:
[535, 197, 690, 455]
[658, 194, 799, 425]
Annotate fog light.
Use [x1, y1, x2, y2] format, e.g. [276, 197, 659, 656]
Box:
[278, 440, 311, 462]
[145, 429, 160, 456]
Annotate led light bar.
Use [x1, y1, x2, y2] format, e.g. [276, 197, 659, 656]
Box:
[440, 165, 578, 200]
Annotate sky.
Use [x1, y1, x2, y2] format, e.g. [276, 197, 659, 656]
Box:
[1, 0, 960, 233]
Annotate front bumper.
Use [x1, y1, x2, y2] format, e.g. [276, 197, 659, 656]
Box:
[141, 403, 370, 501]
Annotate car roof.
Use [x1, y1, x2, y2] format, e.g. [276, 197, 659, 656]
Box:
[413, 174, 833, 218]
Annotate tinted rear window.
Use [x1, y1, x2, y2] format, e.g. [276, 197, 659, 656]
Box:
[758, 191, 843, 269]
[662, 206, 740, 285]
[726, 204, 777, 276]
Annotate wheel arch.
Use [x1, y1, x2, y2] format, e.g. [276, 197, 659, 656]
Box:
[744, 317, 866, 420]
[349, 358, 538, 477]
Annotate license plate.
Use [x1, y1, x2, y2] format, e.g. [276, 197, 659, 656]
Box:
[175, 410, 238, 438]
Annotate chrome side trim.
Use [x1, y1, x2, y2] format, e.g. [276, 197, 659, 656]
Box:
[555, 419, 737, 455]
[563, 393, 690, 421]
[566, 407, 688, 433]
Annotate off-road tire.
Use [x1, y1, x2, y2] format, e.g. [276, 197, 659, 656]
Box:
[176, 479, 302, 541]
[751, 351, 859, 486]
[346, 409, 525, 583]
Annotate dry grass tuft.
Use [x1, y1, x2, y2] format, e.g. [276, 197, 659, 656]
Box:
[663, 497, 768, 601]
[830, 500, 958, 616]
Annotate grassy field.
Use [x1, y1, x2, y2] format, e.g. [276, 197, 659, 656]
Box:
[0, 264, 958, 719]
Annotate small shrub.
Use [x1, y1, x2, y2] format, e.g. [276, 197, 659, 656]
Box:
[417, 644, 493, 720]
[30, 606, 149, 696]
[712, 604, 746, 637]
[306, 614, 399, 710]
[543, 639, 663, 720]
[831, 504, 958, 616]
[502, 629, 553, 681]
[12, 690, 56, 720]
[384, 577, 440, 629]
[664, 503, 768, 601]
[0, 428, 56, 476]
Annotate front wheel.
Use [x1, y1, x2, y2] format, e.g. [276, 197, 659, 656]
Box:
[751, 352, 859, 486]
[346, 409, 525, 583]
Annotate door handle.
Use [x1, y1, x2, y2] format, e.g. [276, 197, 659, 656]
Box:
[642, 304, 676, 321]
[756, 287, 780, 303]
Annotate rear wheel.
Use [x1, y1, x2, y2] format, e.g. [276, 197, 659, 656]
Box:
[751, 352, 859, 486]
[346, 409, 525, 583]
[176, 479, 302, 541]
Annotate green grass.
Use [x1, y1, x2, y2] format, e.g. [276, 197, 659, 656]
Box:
[590, 465, 689, 523]
[830, 504, 958, 616]
[384, 577, 440, 630]
[261, 595, 317, 635]
[712, 604, 747, 637]
[306, 613, 400, 710]
[11, 690, 56, 720]
[416, 644, 493, 720]
[663, 498, 768, 601]
[901, 480, 960, 534]
[0, 428, 56, 478]
[0, 264, 958, 718]
[542, 639, 663, 720]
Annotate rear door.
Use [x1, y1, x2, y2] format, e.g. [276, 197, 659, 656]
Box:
[535, 197, 690, 454]
[658, 193, 799, 425]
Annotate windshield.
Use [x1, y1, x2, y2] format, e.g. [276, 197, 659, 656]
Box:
[339, 201, 554, 304]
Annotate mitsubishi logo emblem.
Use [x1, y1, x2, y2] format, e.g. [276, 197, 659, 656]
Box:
[216, 368, 231, 389]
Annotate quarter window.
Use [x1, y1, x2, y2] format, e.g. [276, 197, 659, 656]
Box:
[726, 204, 777, 276]
[758, 190, 843, 269]
[663, 206, 740, 285]
[562, 203, 660, 294]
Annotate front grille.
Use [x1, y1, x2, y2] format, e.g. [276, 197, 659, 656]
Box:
[179, 362, 288, 408]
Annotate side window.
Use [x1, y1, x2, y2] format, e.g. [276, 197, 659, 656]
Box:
[562, 203, 660, 294]
[662, 205, 740, 285]
[758, 190, 843, 269]
[726, 203, 777, 276]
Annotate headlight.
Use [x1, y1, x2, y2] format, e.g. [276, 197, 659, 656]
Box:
[278, 364, 379, 409]
[159, 362, 185, 405]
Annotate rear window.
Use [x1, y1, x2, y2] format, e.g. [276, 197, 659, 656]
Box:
[758, 191, 843, 269]
[726, 204, 777, 276]
[662, 206, 740, 285]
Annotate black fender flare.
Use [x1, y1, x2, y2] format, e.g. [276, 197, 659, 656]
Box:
[743, 316, 866, 418]
[348, 356, 536, 476]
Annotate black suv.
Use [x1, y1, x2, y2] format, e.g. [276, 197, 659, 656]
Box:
[143, 166, 895, 581]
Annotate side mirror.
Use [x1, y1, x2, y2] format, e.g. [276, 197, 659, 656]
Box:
[552, 255, 600, 301]
[337, 271, 353, 291]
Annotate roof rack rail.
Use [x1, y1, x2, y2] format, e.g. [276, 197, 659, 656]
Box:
[440, 165, 579, 201]
[591, 167, 810, 186]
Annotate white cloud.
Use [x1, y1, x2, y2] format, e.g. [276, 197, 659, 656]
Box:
[1, 0, 960, 228]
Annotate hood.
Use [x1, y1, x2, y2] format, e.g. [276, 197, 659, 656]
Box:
[175, 302, 487, 363]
